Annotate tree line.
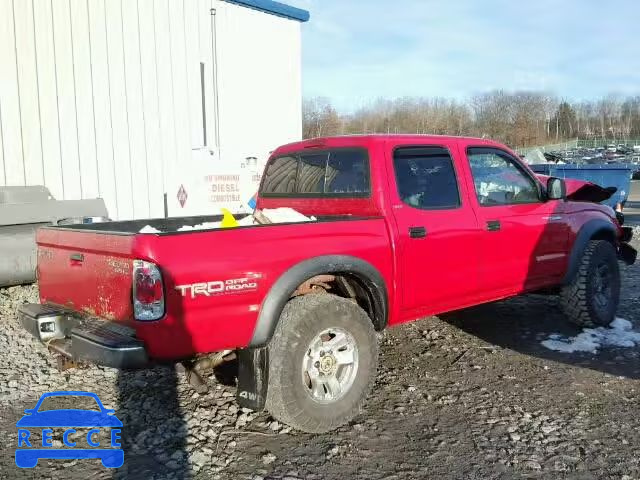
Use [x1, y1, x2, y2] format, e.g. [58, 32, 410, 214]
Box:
[303, 92, 640, 148]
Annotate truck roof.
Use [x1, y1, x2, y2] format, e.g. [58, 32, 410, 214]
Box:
[273, 134, 508, 156]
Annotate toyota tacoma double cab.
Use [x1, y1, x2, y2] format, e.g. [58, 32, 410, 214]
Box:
[18, 135, 637, 433]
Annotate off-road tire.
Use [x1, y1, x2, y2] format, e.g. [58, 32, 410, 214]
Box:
[265, 294, 378, 433]
[560, 240, 620, 327]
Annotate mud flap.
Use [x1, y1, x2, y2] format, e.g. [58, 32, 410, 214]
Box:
[619, 243, 637, 265]
[236, 346, 268, 411]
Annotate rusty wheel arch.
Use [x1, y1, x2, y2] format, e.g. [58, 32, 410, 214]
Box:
[250, 255, 389, 347]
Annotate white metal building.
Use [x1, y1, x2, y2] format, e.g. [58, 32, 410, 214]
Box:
[0, 0, 309, 219]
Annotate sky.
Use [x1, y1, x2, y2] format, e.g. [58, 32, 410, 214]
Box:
[288, 0, 640, 112]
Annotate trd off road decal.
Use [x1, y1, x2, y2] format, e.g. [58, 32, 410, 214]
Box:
[175, 275, 260, 299]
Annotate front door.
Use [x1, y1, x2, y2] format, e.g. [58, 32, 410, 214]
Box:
[461, 146, 568, 296]
[390, 145, 481, 315]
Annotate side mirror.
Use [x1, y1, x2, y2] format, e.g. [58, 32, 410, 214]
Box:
[547, 177, 566, 201]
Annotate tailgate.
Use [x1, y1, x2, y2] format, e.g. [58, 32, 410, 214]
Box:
[36, 228, 136, 322]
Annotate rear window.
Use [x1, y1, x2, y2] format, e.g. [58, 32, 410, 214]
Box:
[261, 149, 370, 197]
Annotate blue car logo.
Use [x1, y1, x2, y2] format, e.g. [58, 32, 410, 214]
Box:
[16, 391, 123, 468]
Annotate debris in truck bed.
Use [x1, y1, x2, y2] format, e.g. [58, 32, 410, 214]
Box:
[236, 215, 257, 226]
[177, 222, 222, 232]
[137, 208, 315, 233]
[139, 225, 161, 234]
[260, 207, 316, 223]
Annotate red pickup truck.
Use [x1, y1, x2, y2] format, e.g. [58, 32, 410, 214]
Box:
[19, 135, 636, 433]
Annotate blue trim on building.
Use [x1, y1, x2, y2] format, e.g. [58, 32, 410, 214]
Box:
[224, 0, 310, 22]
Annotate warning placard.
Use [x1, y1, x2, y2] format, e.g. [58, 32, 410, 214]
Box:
[204, 174, 242, 204]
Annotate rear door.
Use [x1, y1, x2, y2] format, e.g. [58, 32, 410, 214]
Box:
[389, 143, 481, 315]
[460, 145, 568, 296]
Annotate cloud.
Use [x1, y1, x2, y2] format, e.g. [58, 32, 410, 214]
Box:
[288, 0, 640, 111]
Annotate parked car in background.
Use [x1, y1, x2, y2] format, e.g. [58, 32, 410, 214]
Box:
[617, 145, 633, 155]
[630, 157, 640, 179]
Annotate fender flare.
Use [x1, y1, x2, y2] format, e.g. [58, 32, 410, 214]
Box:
[249, 255, 389, 347]
[562, 219, 616, 284]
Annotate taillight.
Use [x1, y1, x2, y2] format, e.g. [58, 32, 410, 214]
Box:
[133, 260, 164, 321]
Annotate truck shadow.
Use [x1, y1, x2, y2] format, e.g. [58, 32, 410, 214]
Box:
[441, 182, 639, 380]
[113, 271, 193, 479]
[441, 291, 640, 380]
[443, 173, 640, 380]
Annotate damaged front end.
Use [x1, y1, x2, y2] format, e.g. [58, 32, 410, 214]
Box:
[565, 179, 629, 226]
[560, 177, 618, 204]
[536, 173, 618, 205]
[537, 174, 637, 265]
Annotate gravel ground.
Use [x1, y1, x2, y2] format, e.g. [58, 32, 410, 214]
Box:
[1, 228, 639, 480]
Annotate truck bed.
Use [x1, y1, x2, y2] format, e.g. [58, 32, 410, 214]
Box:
[35, 214, 392, 359]
[50, 213, 374, 235]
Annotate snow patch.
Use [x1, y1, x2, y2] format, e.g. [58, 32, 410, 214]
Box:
[139, 225, 161, 234]
[541, 318, 640, 354]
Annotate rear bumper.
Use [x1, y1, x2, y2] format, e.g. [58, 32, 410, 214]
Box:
[18, 304, 148, 369]
[621, 226, 634, 243]
[619, 242, 637, 265]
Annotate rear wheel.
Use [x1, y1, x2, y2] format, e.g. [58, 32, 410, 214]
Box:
[265, 294, 378, 433]
[560, 240, 620, 327]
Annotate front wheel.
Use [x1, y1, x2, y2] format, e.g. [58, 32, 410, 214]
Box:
[265, 294, 378, 433]
[560, 240, 620, 328]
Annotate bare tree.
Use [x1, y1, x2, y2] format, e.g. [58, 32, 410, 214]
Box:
[303, 92, 640, 148]
[302, 97, 343, 139]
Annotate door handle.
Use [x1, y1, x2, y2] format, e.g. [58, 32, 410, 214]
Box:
[486, 220, 501, 232]
[69, 253, 84, 266]
[409, 226, 427, 238]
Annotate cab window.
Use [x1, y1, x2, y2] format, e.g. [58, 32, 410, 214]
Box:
[467, 147, 540, 206]
[394, 146, 460, 209]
